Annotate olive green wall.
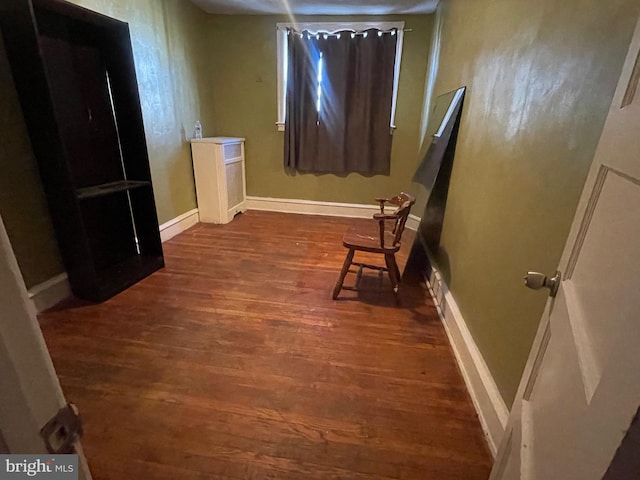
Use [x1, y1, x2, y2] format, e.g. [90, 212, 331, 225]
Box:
[430, 0, 640, 405]
[206, 15, 433, 204]
[0, 0, 214, 288]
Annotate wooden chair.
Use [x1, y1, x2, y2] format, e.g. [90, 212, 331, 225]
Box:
[332, 192, 416, 299]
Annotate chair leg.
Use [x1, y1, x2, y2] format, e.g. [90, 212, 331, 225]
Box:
[385, 254, 400, 294]
[393, 259, 401, 285]
[333, 249, 355, 299]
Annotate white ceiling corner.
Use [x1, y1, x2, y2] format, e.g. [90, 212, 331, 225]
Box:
[188, 0, 438, 16]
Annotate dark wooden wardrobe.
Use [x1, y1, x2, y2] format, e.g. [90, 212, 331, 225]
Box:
[0, 0, 164, 301]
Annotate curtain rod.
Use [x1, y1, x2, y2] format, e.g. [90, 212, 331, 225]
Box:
[276, 21, 413, 33]
[277, 28, 413, 31]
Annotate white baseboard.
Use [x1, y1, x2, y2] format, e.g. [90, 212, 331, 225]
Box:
[246, 196, 421, 231]
[159, 208, 199, 242]
[406, 214, 420, 232]
[29, 202, 412, 312]
[28, 273, 71, 313]
[29, 209, 200, 312]
[422, 244, 509, 457]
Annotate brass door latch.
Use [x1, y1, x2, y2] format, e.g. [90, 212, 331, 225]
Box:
[523, 270, 561, 298]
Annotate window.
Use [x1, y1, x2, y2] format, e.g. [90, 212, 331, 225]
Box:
[276, 21, 405, 132]
[282, 23, 404, 174]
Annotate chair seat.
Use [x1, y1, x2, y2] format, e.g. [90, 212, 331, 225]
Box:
[333, 192, 415, 300]
[342, 220, 400, 253]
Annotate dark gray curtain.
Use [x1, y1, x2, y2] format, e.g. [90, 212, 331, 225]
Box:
[284, 29, 397, 174]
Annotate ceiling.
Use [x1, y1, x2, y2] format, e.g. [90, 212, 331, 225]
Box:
[189, 0, 438, 15]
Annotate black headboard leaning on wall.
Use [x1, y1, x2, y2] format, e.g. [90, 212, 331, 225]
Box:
[413, 86, 466, 251]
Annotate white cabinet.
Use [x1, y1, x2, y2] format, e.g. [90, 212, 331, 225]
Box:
[191, 137, 247, 224]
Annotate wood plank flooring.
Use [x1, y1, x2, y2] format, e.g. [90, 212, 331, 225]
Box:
[39, 211, 492, 479]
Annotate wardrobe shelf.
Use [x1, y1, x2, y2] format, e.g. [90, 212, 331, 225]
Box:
[76, 180, 150, 200]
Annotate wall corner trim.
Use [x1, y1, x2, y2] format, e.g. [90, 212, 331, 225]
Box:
[27, 272, 71, 314]
[28, 208, 200, 313]
[246, 196, 421, 231]
[422, 241, 509, 457]
[159, 208, 200, 243]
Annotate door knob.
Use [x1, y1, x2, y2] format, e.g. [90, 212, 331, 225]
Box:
[523, 271, 561, 298]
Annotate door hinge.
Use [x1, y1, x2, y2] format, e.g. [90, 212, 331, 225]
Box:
[40, 403, 83, 454]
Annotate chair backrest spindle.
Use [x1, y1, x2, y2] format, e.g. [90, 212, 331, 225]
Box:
[379, 192, 415, 249]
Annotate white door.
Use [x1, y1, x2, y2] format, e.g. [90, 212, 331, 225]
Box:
[0, 216, 92, 480]
[490, 14, 640, 480]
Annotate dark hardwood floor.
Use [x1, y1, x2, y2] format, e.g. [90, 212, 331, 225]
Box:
[39, 211, 492, 479]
